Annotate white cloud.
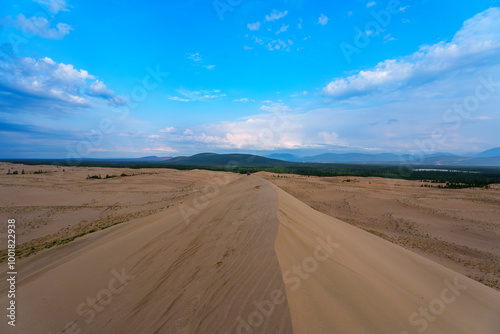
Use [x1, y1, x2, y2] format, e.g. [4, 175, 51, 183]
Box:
[323, 7, 500, 99]
[118, 131, 147, 138]
[317, 131, 347, 146]
[176, 106, 351, 151]
[160, 127, 176, 133]
[88, 80, 114, 98]
[169, 96, 190, 102]
[243, 45, 254, 50]
[234, 98, 253, 102]
[276, 24, 289, 34]
[187, 53, 215, 71]
[145, 146, 178, 153]
[187, 53, 202, 62]
[107, 95, 130, 107]
[366, 1, 376, 8]
[247, 22, 261, 31]
[177, 89, 225, 101]
[0, 55, 130, 111]
[0, 56, 88, 107]
[265, 39, 289, 51]
[291, 91, 308, 97]
[318, 14, 329, 26]
[6, 14, 72, 39]
[383, 34, 397, 43]
[265, 10, 288, 22]
[33, 0, 70, 14]
[192, 119, 303, 150]
[254, 37, 264, 45]
[471, 116, 493, 121]
[259, 102, 292, 113]
[298, 18, 302, 29]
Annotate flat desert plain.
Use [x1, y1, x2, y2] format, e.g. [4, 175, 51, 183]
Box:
[0, 163, 499, 334]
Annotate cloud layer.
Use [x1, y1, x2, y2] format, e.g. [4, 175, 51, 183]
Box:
[324, 7, 500, 99]
[0, 56, 127, 111]
[3, 14, 72, 40]
[34, 0, 70, 14]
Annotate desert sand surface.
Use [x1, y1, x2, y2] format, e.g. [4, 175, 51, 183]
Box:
[1, 163, 499, 333]
[259, 172, 500, 291]
[274, 184, 500, 333]
[0, 163, 239, 258]
[0, 166, 292, 333]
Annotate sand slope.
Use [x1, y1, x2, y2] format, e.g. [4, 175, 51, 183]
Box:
[274, 184, 500, 334]
[1, 175, 499, 333]
[0, 176, 292, 333]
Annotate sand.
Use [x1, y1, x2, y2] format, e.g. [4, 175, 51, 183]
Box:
[259, 172, 500, 290]
[274, 184, 500, 333]
[1, 164, 499, 333]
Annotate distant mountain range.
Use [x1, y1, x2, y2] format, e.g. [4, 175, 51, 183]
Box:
[264, 148, 500, 166]
[126, 148, 500, 167]
[133, 156, 173, 161]
[10, 148, 496, 167]
[474, 147, 500, 158]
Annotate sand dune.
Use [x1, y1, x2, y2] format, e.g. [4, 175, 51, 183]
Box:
[259, 172, 500, 290]
[0, 176, 292, 333]
[1, 174, 499, 333]
[273, 184, 500, 333]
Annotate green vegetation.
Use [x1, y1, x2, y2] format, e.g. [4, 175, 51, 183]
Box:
[0, 221, 126, 262]
[87, 172, 132, 180]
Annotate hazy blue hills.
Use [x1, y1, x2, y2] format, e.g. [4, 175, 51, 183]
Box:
[2, 148, 500, 167]
[263, 149, 500, 166]
[166, 153, 287, 166]
[474, 147, 500, 158]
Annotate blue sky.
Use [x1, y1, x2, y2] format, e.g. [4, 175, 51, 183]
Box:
[1, 0, 499, 158]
